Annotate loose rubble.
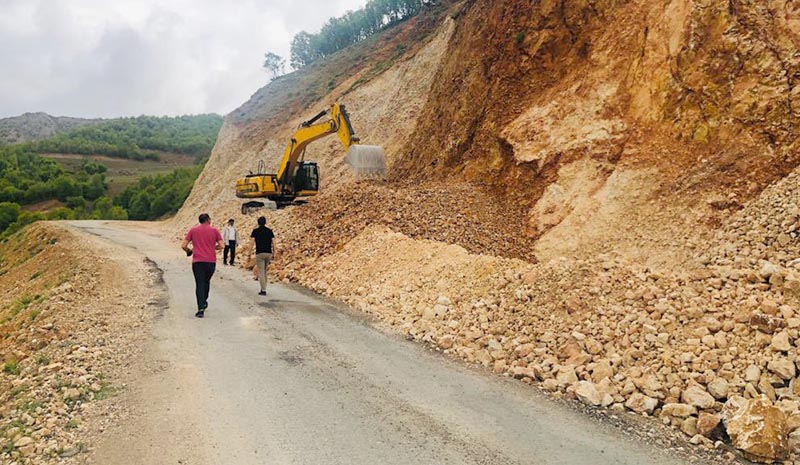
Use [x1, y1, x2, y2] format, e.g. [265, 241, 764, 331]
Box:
[0, 224, 160, 464]
[252, 166, 800, 463]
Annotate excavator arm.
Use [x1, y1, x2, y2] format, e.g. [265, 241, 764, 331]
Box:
[275, 103, 362, 190]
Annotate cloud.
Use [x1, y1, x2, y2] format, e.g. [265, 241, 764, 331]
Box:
[0, 0, 367, 118]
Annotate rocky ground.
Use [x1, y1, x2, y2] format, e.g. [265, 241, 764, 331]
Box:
[209, 164, 800, 464]
[0, 223, 162, 464]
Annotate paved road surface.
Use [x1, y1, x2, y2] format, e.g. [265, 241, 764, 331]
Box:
[69, 221, 698, 465]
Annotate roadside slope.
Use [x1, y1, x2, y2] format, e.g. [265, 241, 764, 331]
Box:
[0, 223, 162, 464]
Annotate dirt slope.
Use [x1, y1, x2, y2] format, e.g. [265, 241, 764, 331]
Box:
[176, 0, 800, 462]
[0, 223, 161, 464]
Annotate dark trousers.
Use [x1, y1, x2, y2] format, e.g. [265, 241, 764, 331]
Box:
[192, 262, 216, 310]
[224, 241, 236, 264]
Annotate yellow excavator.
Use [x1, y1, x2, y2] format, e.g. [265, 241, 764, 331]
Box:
[236, 103, 385, 212]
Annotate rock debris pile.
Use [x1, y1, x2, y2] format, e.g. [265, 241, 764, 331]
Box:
[267, 167, 800, 463]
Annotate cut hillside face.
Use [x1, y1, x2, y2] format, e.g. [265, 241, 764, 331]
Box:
[0, 223, 162, 464]
[176, 0, 800, 462]
[395, 0, 800, 264]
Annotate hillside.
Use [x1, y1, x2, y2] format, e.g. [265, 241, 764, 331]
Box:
[0, 114, 222, 237]
[0, 113, 101, 145]
[175, 0, 800, 462]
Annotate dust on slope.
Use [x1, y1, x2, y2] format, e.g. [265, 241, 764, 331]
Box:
[0, 223, 162, 464]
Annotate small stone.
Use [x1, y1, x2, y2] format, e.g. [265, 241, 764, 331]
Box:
[707, 378, 729, 400]
[681, 416, 698, 436]
[751, 313, 784, 334]
[768, 359, 796, 381]
[542, 378, 559, 392]
[771, 331, 792, 352]
[745, 365, 762, 383]
[591, 359, 614, 383]
[556, 366, 578, 386]
[661, 403, 697, 418]
[14, 437, 33, 448]
[697, 412, 721, 437]
[63, 388, 81, 401]
[574, 381, 602, 406]
[438, 335, 455, 349]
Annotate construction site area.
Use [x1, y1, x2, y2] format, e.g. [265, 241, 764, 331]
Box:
[2, 0, 800, 464]
[173, 1, 800, 462]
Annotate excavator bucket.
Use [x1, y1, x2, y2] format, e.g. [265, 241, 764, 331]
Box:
[346, 145, 386, 176]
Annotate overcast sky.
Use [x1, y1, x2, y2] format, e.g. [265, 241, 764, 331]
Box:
[0, 0, 367, 119]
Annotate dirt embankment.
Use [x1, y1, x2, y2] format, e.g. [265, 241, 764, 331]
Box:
[176, 0, 800, 462]
[0, 223, 162, 464]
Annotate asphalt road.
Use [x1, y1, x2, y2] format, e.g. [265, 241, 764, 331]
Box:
[70, 221, 698, 465]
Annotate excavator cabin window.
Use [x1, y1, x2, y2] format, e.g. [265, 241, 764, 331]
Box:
[295, 162, 319, 192]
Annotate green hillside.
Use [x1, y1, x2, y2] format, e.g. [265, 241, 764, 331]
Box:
[0, 114, 223, 238]
[21, 114, 223, 161]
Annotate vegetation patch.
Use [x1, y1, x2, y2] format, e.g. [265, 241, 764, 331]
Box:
[0, 114, 219, 236]
[3, 359, 21, 375]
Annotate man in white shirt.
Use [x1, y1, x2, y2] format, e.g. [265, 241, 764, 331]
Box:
[222, 219, 239, 265]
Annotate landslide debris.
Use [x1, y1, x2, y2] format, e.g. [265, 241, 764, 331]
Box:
[274, 161, 800, 464]
[0, 224, 161, 464]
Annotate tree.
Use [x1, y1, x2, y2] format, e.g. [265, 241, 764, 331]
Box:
[287, 0, 436, 69]
[263, 52, 286, 80]
[0, 202, 20, 231]
[290, 32, 317, 69]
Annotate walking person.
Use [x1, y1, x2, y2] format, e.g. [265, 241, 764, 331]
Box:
[182, 213, 223, 318]
[250, 216, 276, 296]
[223, 219, 239, 265]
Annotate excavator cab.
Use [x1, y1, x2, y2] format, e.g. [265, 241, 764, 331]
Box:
[295, 162, 319, 194]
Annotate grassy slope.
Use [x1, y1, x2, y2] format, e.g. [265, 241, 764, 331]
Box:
[42, 152, 197, 196]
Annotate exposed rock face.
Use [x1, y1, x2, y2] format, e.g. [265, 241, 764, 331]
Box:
[724, 397, 789, 463]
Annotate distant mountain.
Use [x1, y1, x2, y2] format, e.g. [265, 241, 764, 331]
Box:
[0, 112, 103, 144]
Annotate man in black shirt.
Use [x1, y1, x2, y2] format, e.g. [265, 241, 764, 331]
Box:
[250, 216, 276, 296]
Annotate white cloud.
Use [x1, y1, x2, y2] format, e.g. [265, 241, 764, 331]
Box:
[0, 0, 367, 118]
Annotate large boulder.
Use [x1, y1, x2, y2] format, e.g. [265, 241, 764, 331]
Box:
[723, 396, 789, 463]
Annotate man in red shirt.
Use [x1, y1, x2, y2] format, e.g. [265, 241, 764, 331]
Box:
[181, 213, 224, 318]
